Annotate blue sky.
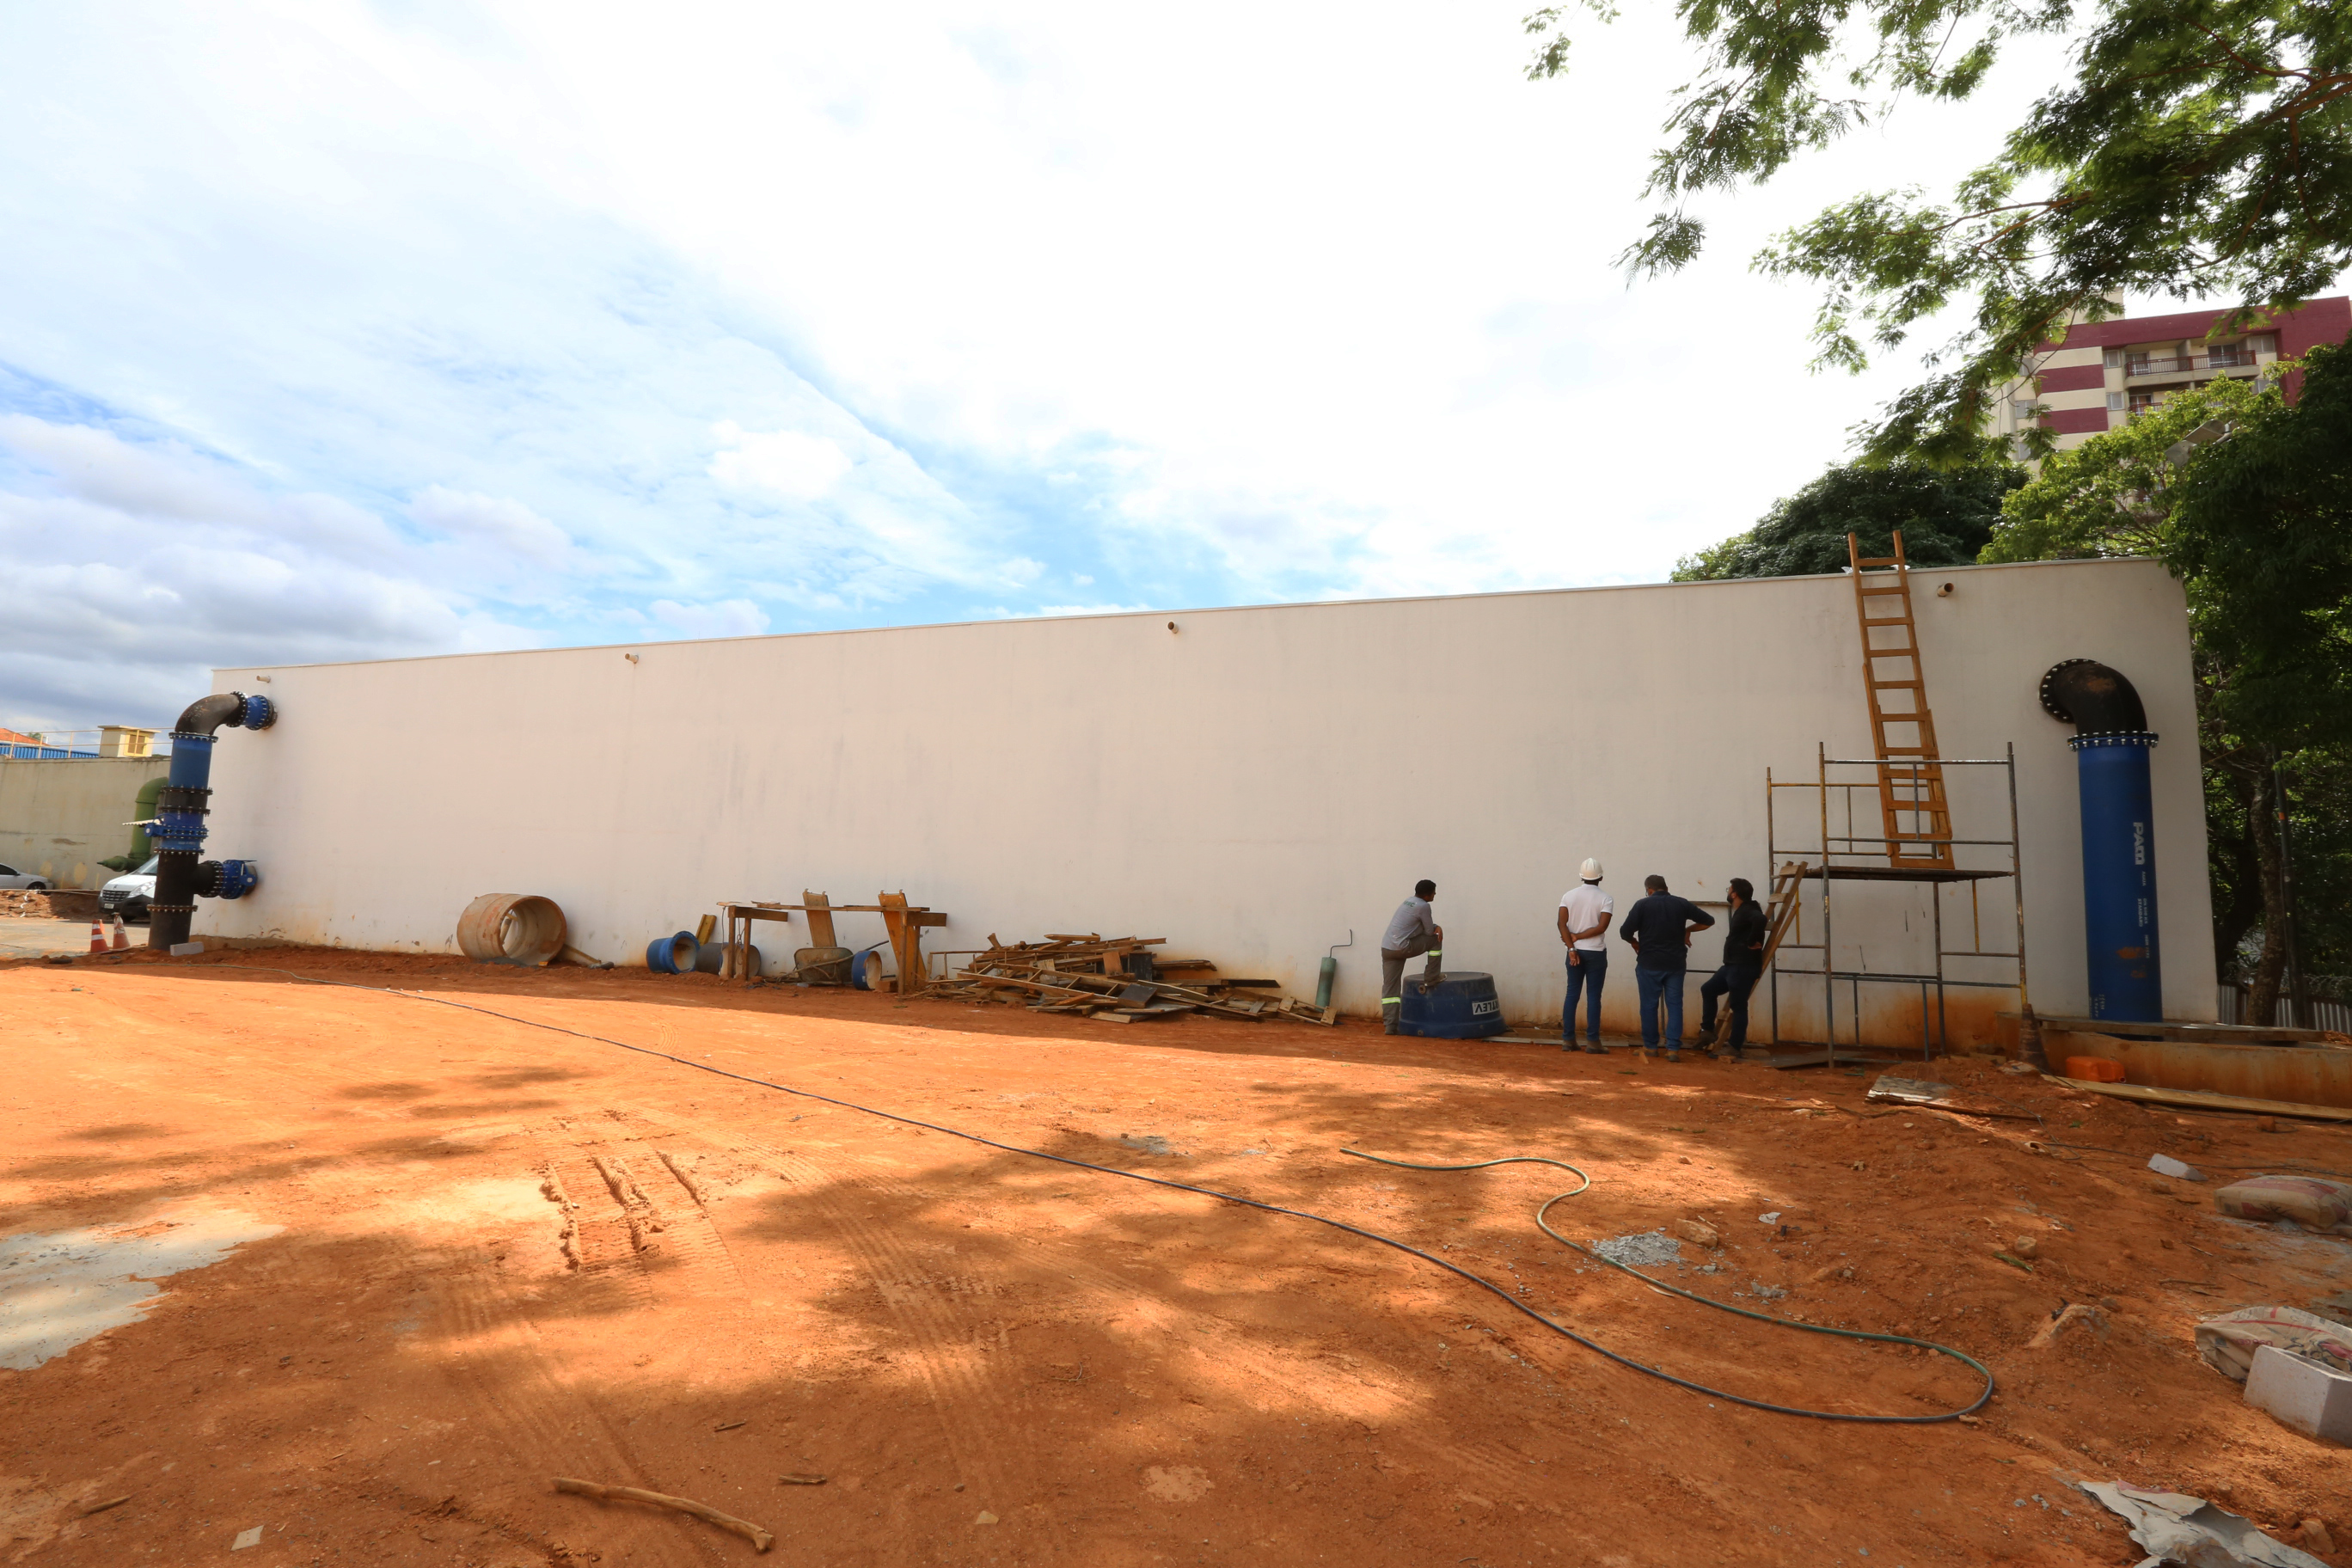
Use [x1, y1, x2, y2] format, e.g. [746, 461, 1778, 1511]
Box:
[0, 0, 2247, 732]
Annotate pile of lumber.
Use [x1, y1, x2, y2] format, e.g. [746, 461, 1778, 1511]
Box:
[928, 933, 1336, 1026]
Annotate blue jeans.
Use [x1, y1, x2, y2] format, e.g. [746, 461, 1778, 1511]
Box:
[1635, 965, 1686, 1050]
[1563, 949, 1607, 1042]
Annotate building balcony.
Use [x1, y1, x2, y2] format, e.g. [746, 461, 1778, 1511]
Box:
[2123, 353, 2267, 379]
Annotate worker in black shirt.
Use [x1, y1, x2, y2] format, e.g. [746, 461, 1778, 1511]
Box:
[1618, 875, 1713, 1062]
[1700, 878, 1767, 1060]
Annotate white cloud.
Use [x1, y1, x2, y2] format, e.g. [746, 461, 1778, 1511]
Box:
[0, 420, 539, 730]
[707, 423, 854, 501]
[3, 0, 2324, 735]
[410, 485, 573, 565]
[648, 598, 771, 639]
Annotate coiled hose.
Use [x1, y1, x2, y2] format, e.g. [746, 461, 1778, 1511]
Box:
[182, 964, 1991, 1424]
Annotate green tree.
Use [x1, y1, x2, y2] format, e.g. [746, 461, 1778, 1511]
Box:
[1673, 461, 2023, 580]
[1984, 344, 2352, 1020]
[1524, 0, 2352, 462]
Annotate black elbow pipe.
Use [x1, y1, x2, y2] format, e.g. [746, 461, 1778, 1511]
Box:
[2039, 658, 2149, 736]
[149, 691, 276, 950]
[2041, 659, 2161, 1020]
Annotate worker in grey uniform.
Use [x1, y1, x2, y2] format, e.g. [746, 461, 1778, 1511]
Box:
[1380, 879, 1443, 1035]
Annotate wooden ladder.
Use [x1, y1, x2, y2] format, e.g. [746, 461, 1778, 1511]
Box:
[1847, 531, 1954, 871]
[1711, 860, 1808, 1050]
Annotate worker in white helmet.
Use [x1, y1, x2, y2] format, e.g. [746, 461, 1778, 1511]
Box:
[1556, 858, 1614, 1052]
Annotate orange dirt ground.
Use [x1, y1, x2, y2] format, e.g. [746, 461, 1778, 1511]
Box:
[3, 945, 2349, 1566]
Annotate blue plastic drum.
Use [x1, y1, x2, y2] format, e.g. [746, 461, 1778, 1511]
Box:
[1398, 971, 1507, 1039]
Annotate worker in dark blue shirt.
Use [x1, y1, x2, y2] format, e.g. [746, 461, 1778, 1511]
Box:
[1618, 875, 1713, 1062]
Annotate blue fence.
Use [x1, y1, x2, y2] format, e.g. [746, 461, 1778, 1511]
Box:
[0, 743, 101, 760]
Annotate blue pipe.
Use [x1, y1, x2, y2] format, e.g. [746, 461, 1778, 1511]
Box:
[148, 691, 276, 949]
[2073, 735, 2162, 1020]
[2043, 660, 2161, 1021]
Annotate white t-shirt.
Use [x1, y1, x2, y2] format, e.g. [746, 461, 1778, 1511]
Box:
[1559, 884, 1614, 951]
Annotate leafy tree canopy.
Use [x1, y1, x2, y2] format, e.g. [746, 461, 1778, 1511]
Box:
[1525, 0, 2352, 463]
[1985, 343, 2352, 742]
[1672, 461, 2023, 579]
[1981, 344, 2352, 1011]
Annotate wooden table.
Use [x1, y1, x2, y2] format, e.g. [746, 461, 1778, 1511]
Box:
[716, 891, 948, 991]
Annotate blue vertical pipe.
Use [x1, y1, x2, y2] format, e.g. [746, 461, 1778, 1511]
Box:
[148, 691, 274, 949]
[2072, 733, 2162, 1020]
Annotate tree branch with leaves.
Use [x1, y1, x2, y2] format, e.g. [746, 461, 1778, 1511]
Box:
[1526, 0, 2352, 462]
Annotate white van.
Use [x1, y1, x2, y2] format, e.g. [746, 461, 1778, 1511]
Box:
[100, 856, 158, 922]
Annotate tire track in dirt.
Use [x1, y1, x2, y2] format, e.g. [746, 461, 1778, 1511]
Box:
[419, 1121, 776, 1568]
[432, 1251, 716, 1568]
[627, 1112, 1026, 1503]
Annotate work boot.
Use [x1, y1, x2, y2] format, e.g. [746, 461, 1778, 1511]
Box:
[1666, 1050, 1682, 1063]
[1383, 1022, 1400, 1036]
[1583, 1042, 1608, 1055]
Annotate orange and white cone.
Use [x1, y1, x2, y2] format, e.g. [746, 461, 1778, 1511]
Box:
[89, 918, 108, 954]
[109, 915, 129, 952]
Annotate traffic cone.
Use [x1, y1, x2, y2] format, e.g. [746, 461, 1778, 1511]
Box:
[88, 918, 107, 954]
[109, 915, 129, 952]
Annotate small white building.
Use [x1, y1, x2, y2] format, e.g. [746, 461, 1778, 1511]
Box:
[197, 556, 2214, 1046]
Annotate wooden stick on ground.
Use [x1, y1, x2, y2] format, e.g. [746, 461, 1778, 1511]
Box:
[553, 1476, 775, 1553]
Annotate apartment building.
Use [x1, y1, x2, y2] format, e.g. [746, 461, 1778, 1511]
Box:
[1991, 295, 2351, 454]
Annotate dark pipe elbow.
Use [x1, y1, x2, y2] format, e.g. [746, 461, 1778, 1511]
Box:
[2039, 659, 2149, 737]
[175, 692, 248, 738]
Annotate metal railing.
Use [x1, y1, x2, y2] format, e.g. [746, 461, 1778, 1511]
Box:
[2217, 986, 2352, 1034]
[2125, 352, 2265, 376]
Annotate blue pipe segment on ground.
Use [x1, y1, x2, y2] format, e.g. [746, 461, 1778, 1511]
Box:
[647, 932, 699, 974]
[2073, 733, 2162, 1021]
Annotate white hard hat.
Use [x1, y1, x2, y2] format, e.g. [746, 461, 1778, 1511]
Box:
[1580, 858, 1603, 880]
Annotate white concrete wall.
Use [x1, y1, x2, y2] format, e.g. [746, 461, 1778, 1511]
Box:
[0, 756, 168, 888]
[198, 558, 2216, 1042]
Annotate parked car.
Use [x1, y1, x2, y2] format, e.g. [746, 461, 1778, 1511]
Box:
[0, 862, 54, 891]
[100, 857, 158, 922]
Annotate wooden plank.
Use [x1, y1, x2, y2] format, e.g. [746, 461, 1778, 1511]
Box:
[2032, 1014, 2336, 1045]
[802, 891, 838, 950]
[2040, 1075, 2352, 1124]
[2045, 1028, 2352, 1108]
[879, 891, 927, 997]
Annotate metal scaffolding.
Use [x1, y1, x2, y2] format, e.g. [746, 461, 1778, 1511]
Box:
[1765, 743, 2030, 1063]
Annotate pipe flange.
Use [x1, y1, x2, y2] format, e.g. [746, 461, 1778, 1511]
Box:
[148, 902, 196, 916]
[2038, 658, 2099, 724]
[239, 694, 277, 731]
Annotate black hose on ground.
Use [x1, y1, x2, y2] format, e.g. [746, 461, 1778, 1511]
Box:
[179, 963, 1994, 1424]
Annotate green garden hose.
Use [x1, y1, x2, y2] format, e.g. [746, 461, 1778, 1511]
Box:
[1341, 1148, 1995, 1424]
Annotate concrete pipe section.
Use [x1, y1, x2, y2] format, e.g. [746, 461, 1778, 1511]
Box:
[694, 940, 762, 977]
[456, 894, 568, 967]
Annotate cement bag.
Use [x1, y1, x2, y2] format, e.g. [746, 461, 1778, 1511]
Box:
[2213, 1175, 2352, 1232]
[2194, 1305, 2352, 1382]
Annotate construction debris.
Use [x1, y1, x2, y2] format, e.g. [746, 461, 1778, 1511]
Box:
[2074, 1480, 2329, 1568]
[925, 934, 1338, 1026]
